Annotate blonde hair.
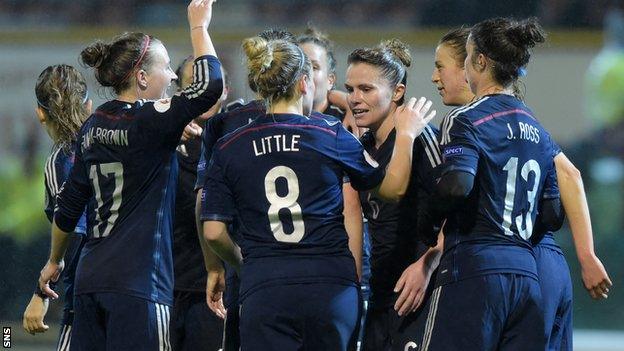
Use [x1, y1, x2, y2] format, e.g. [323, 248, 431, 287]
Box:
[242, 37, 311, 104]
[35, 64, 89, 151]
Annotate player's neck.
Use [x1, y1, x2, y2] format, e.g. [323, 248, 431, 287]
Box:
[313, 98, 329, 114]
[372, 110, 395, 149]
[268, 99, 303, 115]
[474, 82, 513, 99]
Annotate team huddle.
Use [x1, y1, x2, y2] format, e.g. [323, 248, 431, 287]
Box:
[21, 0, 613, 350]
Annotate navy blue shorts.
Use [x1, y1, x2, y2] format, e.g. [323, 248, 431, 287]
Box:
[418, 274, 545, 351]
[362, 302, 425, 351]
[223, 305, 240, 351]
[240, 283, 360, 351]
[170, 291, 224, 351]
[535, 245, 573, 351]
[72, 292, 171, 351]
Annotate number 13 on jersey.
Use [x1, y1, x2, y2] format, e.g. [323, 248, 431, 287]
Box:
[502, 157, 541, 240]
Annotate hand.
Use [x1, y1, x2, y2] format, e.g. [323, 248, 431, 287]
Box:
[393, 97, 436, 139]
[23, 294, 50, 335]
[188, 0, 216, 30]
[342, 109, 360, 138]
[181, 120, 203, 141]
[38, 259, 64, 299]
[194, 99, 223, 124]
[327, 90, 349, 111]
[393, 257, 433, 316]
[206, 266, 227, 319]
[580, 254, 612, 299]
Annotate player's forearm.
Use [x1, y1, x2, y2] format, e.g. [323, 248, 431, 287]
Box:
[49, 220, 70, 264]
[422, 231, 444, 272]
[196, 190, 222, 272]
[377, 133, 415, 202]
[555, 153, 596, 261]
[343, 183, 363, 280]
[203, 221, 243, 272]
[190, 27, 217, 59]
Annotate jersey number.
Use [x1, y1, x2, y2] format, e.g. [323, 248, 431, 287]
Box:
[502, 157, 540, 240]
[264, 166, 305, 243]
[90, 162, 124, 238]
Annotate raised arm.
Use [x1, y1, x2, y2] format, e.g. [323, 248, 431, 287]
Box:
[376, 97, 436, 201]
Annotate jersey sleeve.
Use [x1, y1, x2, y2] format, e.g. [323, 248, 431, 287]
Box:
[440, 114, 480, 176]
[335, 125, 385, 191]
[195, 114, 224, 191]
[416, 124, 443, 186]
[542, 134, 561, 199]
[542, 159, 560, 200]
[144, 55, 223, 149]
[551, 138, 562, 158]
[54, 140, 93, 233]
[200, 149, 235, 223]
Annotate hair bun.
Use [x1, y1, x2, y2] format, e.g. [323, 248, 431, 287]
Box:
[80, 41, 111, 69]
[506, 17, 546, 49]
[380, 38, 411, 67]
[243, 37, 274, 74]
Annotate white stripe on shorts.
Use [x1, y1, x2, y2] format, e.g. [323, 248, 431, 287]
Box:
[56, 324, 72, 351]
[421, 286, 443, 351]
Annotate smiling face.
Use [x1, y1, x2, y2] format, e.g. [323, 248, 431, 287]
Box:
[142, 42, 177, 100]
[345, 62, 398, 131]
[431, 43, 473, 106]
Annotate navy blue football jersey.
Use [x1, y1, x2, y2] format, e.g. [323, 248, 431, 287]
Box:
[201, 113, 383, 301]
[359, 125, 441, 305]
[44, 146, 87, 313]
[45, 146, 87, 234]
[536, 140, 564, 251]
[54, 55, 223, 306]
[195, 100, 264, 191]
[436, 94, 559, 284]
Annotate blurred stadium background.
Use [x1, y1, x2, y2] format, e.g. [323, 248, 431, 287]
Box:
[1, 0, 623, 349]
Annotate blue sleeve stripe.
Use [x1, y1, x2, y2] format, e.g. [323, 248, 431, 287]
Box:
[200, 213, 233, 223]
[440, 165, 477, 177]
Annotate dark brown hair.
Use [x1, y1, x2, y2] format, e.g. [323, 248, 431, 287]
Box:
[470, 17, 546, 87]
[297, 25, 337, 75]
[348, 38, 411, 104]
[35, 64, 89, 151]
[80, 32, 161, 94]
[439, 27, 470, 67]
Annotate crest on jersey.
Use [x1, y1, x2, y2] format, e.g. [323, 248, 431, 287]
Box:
[364, 150, 379, 168]
[154, 98, 172, 113]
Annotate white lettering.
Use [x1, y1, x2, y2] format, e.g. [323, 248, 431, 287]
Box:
[252, 135, 302, 156]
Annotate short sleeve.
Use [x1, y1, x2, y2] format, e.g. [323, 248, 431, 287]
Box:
[551, 138, 562, 158]
[335, 125, 385, 191]
[200, 150, 236, 223]
[542, 159, 560, 200]
[440, 114, 480, 176]
[54, 137, 93, 233]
